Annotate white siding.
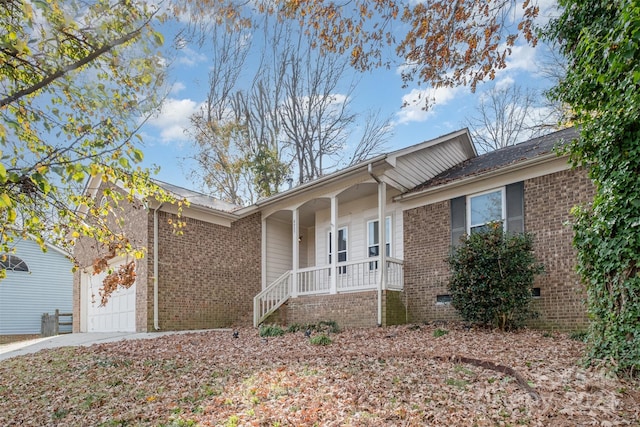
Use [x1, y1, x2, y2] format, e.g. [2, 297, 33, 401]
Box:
[314, 194, 402, 266]
[0, 239, 73, 335]
[306, 227, 316, 267]
[265, 217, 292, 284]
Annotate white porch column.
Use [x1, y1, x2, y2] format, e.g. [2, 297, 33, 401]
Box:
[377, 180, 387, 326]
[379, 181, 387, 290]
[292, 208, 299, 298]
[261, 216, 267, 290]
[330, 195, 337, 294]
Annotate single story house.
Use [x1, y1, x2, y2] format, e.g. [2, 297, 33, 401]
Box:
[73, 127, 594, 333]
[0, 237, 73, 342]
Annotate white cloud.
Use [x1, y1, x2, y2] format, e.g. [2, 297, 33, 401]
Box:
[177, 46, 208, 67]
[170, 82, 186, 95]
[396, 86, 463, 124]
[505, 43, 539, 73]
[146, 98, 202, 144]
[494, 76, 515, 92]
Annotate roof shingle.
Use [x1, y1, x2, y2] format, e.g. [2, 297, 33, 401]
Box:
[410, 127, 578, 192]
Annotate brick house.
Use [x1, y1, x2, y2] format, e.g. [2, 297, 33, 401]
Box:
[73, 182, 261, 332]
[73, 127, 593, 332]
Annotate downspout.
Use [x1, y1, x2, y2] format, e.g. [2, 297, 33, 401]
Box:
[368, 164, 383, 327]
[153, 203, 164, 331]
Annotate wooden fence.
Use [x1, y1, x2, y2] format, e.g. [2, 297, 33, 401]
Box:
[41, 309, 72, 337]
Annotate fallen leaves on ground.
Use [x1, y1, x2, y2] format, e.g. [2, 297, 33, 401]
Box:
[0, 324, 638, 426]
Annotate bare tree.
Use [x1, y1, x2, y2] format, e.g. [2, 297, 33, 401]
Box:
[186, 13, 391, 204]
[186, 22, 257, 205]
[347, 110, 393, 166]
[465, 84, 562, 153]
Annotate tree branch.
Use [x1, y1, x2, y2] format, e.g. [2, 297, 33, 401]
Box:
[1, 28, 142, 108]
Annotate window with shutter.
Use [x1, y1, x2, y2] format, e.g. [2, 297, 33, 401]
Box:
[450, 181, 525, 245]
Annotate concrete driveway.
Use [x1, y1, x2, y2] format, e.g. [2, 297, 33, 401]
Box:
[0, 330, 223, 361]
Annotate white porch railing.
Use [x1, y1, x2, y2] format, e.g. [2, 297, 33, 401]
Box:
[253, 271, 292, 327]
[253, 257, 403, 326]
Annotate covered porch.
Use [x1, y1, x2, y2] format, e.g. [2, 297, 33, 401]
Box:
[248, 129, 476, 327]
[254, 178, 403, 327]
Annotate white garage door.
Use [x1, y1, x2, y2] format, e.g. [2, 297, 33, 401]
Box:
[86, 262, 136, 332]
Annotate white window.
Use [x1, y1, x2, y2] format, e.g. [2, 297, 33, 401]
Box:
[467, 188, 505, 234]
[0, 254, 29, 272]
[367, 216, 391, 269]
[328, 227, 347, 274]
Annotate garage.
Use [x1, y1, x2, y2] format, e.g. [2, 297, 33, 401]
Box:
[83, 261, 136, 332]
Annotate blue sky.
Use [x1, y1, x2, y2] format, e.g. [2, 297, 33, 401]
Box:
[138, 0, 559, 191]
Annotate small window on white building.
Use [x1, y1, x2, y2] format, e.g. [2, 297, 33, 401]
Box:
[467, 188, 505, 234]
[0, 254, 29, 272]
[328, 227, 347, 274]
[367, 216, 391, 270]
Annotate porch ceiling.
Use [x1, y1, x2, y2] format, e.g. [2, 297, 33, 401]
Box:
[299, 198, 330, 226]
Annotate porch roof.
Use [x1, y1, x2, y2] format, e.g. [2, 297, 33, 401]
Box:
[234, 128, 476, 215]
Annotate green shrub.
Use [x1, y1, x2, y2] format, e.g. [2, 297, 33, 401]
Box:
[310, 334, 332, 346]
[316, 320, 340, 334]
[259, 324, 285, 337]
[433, 328, 448, 338]
[447, 223, 544, 331]
[569, 330, 588, 342]
[288, 320, 340, 334]
[286, 323, 304, 333]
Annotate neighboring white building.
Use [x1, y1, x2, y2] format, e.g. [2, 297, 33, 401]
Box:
[0, 238, 73, 336]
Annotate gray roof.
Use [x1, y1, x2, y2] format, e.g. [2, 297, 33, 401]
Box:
[410, 127, 578, 192]
[153, 180, 241, 213]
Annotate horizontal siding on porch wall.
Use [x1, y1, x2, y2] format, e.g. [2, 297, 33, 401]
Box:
[265, 217, 292, 285]
[313, 193, 402, 267]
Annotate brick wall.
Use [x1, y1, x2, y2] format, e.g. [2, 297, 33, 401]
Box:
[525, 168, 595, 330]
[403, 200, 459, 324]
[403, 168, 595, 331]
[72, 183, 149, 332]
[150, 211, 261, 330]
[281, 290, 404, 329]
[285, 292, 377, 328]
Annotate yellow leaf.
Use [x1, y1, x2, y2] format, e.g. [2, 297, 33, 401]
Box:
[0, 193, 12, 208]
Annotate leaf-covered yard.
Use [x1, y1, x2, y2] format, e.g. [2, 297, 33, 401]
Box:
[1, 325, 638, 426]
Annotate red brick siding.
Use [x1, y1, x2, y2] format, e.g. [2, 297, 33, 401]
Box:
[149, 211, 261, 330]
[403, 200, 459, 324]
[525, 168, 595, 330]
[285, 292, 377, 328]
[403, 167, 595, 330]
[282, 290, 403, 329]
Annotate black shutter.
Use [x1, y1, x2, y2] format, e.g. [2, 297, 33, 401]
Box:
[450, 196, 466, 247]
[505, 182, 524, 233]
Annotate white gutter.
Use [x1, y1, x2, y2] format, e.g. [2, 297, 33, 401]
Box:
[368, 164, 384, 327]
[153, 203, 164, 331]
